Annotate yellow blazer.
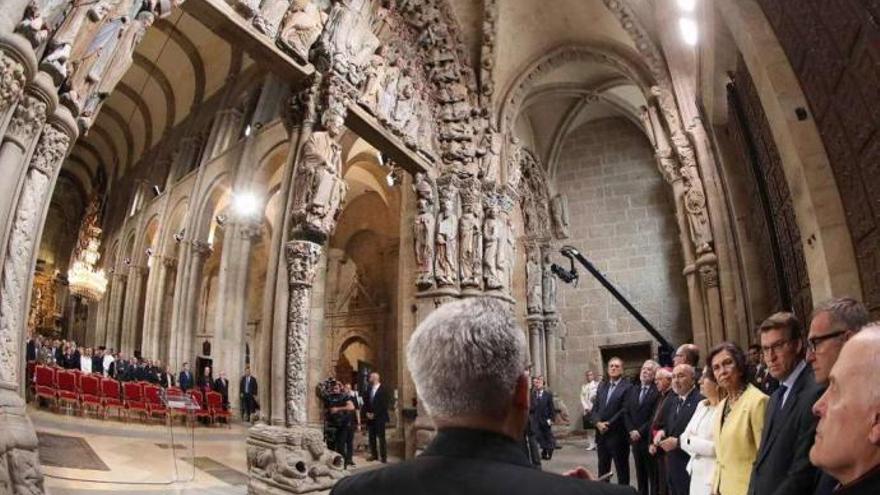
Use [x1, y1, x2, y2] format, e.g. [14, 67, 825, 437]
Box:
[712, 384, 768, 495]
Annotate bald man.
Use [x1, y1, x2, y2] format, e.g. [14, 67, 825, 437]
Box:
[809, 324, 880, 494]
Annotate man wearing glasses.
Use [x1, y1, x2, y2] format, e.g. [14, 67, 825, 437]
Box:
[807, 297, 870, 495]
[747, 312, 823, 495]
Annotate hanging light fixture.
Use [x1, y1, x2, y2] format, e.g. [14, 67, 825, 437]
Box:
[68, 197, 108, 301]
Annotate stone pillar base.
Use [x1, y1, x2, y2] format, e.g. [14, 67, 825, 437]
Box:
[0, 388, 45, 494]
[246, 424, 346, 494]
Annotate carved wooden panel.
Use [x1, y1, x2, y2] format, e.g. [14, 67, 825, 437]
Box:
[759, 0, 880, 315]
[728, 58, 813, 321]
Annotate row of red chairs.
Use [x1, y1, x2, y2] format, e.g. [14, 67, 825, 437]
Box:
[31, 364, 231, 426]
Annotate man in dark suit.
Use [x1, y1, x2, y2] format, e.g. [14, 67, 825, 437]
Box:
[625, 360, 660, 495]
[214, 371, 230, 410]
[26, 334, 38, 362]
[530, 375, 556, 460]
[748, 312, 823, 495]
[92, 348, 104, 375]
[332, 297, 636, 495]
[240, 366, 258, 421]
[654, 364, 702, 495]
[649, 368, 673, 495]
[114, 353, 132, 381]
[592, 357, 633, 486]
[364, 371, 390, 463]
[178, 362, 194, 391]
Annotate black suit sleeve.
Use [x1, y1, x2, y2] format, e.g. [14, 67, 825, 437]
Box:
[607, 383, 631, 427]
[624, 388, 638, 433]
[770, 386, 823, 495]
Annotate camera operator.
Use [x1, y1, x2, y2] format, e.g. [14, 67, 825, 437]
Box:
[324, 380, 356, 468]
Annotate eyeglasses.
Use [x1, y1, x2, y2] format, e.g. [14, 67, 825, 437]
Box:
[761, 339, 790, 356]
[807, 330, 848, 353]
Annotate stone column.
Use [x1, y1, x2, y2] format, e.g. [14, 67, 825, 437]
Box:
[213, 220, 261, 414]
[543, 317, 559, 388]
[93, 278, 111, 346]
[205, 108, 243, 161]
[527, 317, 544, 376]
[0, 4, 35, 137]
[143, 256, 175, 360]
[167, 242, 192, 370]
[119, 264, 147, 353]
[105, 272, 128, 350]
[178, 241, 211, 368]
[284, 240, 322, 425]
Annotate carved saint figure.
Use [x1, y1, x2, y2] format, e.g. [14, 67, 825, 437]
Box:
[479, 129, 502, 183]
[434, 188, 458, 286]
[542, 250, 557, 314]
[41, 0, 116, 83]
[391, 66, 415, 132]
[458, 190, 482, 288]
[526, 246, 542, 314]
[291, 109, 348, 239]
[550, 194, 570, 239]
[252, 0, 292, 38]
[482, 201, 502, 289]
[359, 47, 386, 112]
[506, 137, 523, 191]
[680, 165, 712, 255]
[277, 0, 327, 64]
[314, 0, 379, 86]
[413, 174, 435, 290]
[377, 58, 400, 123]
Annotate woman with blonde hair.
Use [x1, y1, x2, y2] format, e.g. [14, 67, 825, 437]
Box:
[709, 342, 768, 495]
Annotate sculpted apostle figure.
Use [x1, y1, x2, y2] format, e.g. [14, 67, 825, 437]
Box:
[292, 108, 348, 238]
[413, 175, 436, 290]
[41, 0, 116, 83]
[377, 57, 400, 123]
[482, 201, 502, 289]
[458, 191, 482, 288]
[391, 66, 415, 132]
[541, 250, 556, 313]
[526, 246, 542, 314]
[277, 0, 327, 64]
[359, 46, 386, 112]
[434, 188, 458, 286]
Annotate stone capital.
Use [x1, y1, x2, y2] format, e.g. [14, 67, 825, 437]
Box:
[0, 49, 27, 115]
[191, 240, 213, 257]
[285, 240, 322, 288]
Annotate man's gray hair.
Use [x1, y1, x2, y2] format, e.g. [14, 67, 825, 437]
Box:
[656, 368, 672, 379]
[811, 297, 870, 333]
[406, 297, 528, 420]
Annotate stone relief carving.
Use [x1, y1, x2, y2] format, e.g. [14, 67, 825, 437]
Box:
[413, 173, 435, 290]
[0, 390, 45, 494]
[482, 186, 514, 293]
[506, 136, 522, 192]
[285, 240, 322, 425]
[276, 0, 328, 65]
[247, 424, 345, 493]
[359, 46, 386, 111]
[312, 0, 380, 87]
[698, 261, 719, 289]
[40, 0, 116, 84]
[6, 95, 47, 145]
[0, 125, 70, 388]
[458, 178, 482, 289]
[681, 164, 713, 255]
[478, 0, 498, 106]
[525, 244, 542, 315]
[476, 124, 502, 183]
[290, 104, 348, 241]
[14, 2, 50, 49]
[0, 52, 27, 115]
[433, 176, 458, 287]
[550, 194, 569, 239]
[541, 247, 556, 314]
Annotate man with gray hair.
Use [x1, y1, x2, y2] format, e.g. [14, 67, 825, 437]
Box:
[331, 297, 635, 495]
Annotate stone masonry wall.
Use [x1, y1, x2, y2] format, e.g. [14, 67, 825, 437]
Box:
[551, 117, 690, 425]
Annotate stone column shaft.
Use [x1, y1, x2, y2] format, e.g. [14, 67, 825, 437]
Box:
[527, 317, 544, 377]
[120, 265, 146, 353]
[179, 242, 210, 367]
[543, 318, 558, 388]
[284, 240, 322, 426]
[105, 272, 128, 350]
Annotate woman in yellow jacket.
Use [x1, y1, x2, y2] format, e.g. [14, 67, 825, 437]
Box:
[709, 342, 768, 495]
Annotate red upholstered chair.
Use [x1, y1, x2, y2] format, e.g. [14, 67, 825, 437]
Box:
[26, 361, 36, 400]
[79, 374, 102, 417]
[123, 382, 148, 421]
[187, 390, 212, 425]
[144, 384, 168, 423]
[56, 370, 79, 413]
[101, 379, 125, 420]
[206, 391, 231, 427]
[34, 365, 57, 409]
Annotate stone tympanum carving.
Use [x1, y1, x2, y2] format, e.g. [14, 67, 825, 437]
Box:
[413, 173, 435, 290]
[276, 0, 327, 64]
[458, 179, 482, 289]
[312, 0, 379, 86]
[433, 179, 458, 287]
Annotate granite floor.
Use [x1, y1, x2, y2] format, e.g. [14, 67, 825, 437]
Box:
[32, 406, 634, 494]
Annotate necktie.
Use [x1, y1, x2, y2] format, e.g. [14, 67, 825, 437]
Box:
[778, 384, 788, 410]
[606, 382, 617, 406]
[675, 396, 685, 417]
[639, 386, 647, 405]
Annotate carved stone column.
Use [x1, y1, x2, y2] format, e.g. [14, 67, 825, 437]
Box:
[527, 317, 544, 377]
[178, 241, 211, 367]
[284, 240, 322, 425]
[120, 265, 148, 353]
[105, 272, 128, 349]
[543, 317, 559, 388]
[0, 44, 29, 139]
[93, 276, 111, 346]
[205, 108, 243, 161]
[143, 256, 176, 360]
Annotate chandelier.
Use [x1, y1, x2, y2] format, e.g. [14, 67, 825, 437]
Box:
[68, 198, 108, 301]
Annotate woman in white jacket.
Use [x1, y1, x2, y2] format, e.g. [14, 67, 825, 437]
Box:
[681, 365, 720, 495]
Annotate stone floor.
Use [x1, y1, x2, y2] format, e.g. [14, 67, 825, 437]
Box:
[31, 407, 634, 494]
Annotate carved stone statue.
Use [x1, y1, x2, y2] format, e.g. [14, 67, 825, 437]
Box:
[525, 245, 542, 314]
[247, 424, 346, 493]
[550, 194, 570, 239]
[252, 0, 293, 39]
[391, 66, 415, 133]
[359, 46, 386, 112]
[377, 57, 400, 124]
[478, 127, 502, 183]
[680, 165, 712, 255]
[413, 174, 435, 290]
[541, 249, 557, 314]
[290, 108, 348, 240]
[483, 190, 514, 292]
[313, 0, 380, 86]
[40, 0, 116, 84]
[276, 0, 327, 65]
[458, 181, 482, 289]
[506, 137, 522, 191]
[434, 182, 458, 287]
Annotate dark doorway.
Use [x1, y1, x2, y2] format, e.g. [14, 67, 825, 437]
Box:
[600, 343, 653, 383]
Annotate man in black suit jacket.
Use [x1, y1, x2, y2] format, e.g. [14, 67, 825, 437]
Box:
[178, 362, 194, 391]
[332, 297, 636, 495]
[748, 312, 823, 495]
[214, 371, 230, 409]
[364, 372, 390, 463]
[625, 360, 660, 495]
[655, 364, 702, 495]
[592, 357, 633, 486]
[530, 376, 556, 460]
[240, 366, 258, 421]
[26, 335, 38, 362]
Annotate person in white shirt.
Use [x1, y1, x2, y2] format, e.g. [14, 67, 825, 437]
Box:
[103, 349, 115, 377]
[580, 370, 599, 450]
[680, 365, 720, 495]
[80, 347, 92, 374]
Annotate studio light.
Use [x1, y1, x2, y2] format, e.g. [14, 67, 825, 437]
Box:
[233, 191, 260, 217]
[679, 17, 698, 46]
